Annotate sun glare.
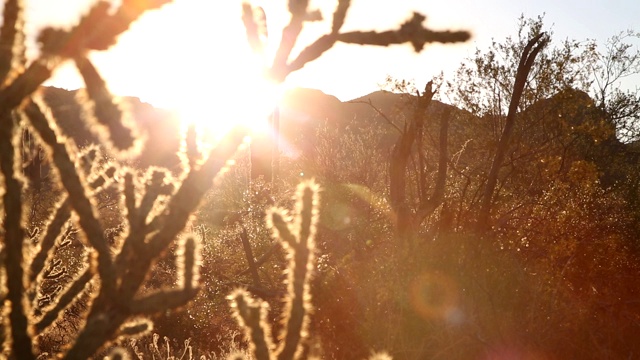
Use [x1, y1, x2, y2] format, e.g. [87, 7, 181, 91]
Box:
[44, 1, 288, 144]
[45, 1, 350, 135]
[173, 69, 283, 141]
[128, 1, 287, 142]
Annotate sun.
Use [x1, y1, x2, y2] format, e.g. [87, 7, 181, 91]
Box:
[127, 1, 286, 141]
[53, 1, 288, 143]
[44, 1, 354, 141]
[172, 67, 283, 141]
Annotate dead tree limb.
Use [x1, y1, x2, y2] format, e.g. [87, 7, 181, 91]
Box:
[477, 33, 549, 233]
[388, 81, 449, 243]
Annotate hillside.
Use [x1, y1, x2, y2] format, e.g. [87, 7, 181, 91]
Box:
[40, 87, 183, 168]
[34, 86, 635, 183]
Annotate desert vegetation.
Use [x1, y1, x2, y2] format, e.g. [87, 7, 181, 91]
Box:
[1, 1, 639, 359]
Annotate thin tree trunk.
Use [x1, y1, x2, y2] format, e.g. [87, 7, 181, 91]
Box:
[389, 81, 446, 242]
[477, 33, 548, 234]
[271, 106, 280, 185]
[250, 133, 272, 181]
[239, 225, 261, 286]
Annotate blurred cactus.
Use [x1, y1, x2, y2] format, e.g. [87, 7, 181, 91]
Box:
[242, 0, 470, 83]
[0, 1, 247, 358]
[243, 0, 470, 182]
[0, 0, 468, 358]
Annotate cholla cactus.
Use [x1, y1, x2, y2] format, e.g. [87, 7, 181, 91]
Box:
[243, 0, 470, 181]
[229, 181, 391, 360]
[241, 0, 470, 83]
[0, 0, 468, 359]
[0, 1, 247, 358]
[229, 180, 320, 360]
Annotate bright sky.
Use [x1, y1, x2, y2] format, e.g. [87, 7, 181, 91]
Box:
[22, 0, 640, 110]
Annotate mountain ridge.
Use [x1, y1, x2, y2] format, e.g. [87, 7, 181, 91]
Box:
[33, 86, 634, 181]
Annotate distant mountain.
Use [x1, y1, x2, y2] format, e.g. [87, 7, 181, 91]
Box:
[34, 86, 636, 185]
[278, 86, 638, 188]
[41, 87, 182, 168]
[277, 87, 464, 151]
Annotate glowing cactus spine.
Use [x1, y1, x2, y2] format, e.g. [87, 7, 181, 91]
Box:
[229, 180, 320, 360]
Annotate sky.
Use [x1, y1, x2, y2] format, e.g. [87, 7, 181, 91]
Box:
[20, 0, 640, 113]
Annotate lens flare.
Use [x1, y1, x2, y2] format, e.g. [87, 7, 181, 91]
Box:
[409, 272, 463, 325]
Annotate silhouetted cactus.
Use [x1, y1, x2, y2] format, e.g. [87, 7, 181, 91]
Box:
[0, 0, 468, 358]
[243, 0, 470, 181]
